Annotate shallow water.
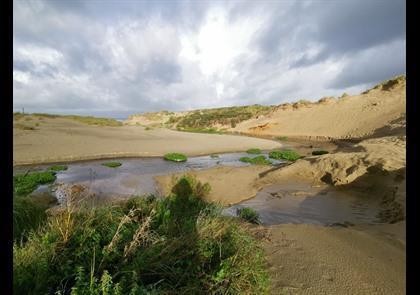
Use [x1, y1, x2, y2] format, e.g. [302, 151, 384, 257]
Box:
[15, 152, 283, 199]
[224, 183, 383, 226]
[15, 154, 383, 226]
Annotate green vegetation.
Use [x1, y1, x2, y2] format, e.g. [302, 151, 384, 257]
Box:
[176, 127, 224, 134]
[144, 126, 152, 130]
[13, 196, 49, 242]
[13, 176, 269, 294]
[276, 136, 288, 141]
[164, 153, 188, 162]
[13, 171, 57, 196]
[65, 115, 123, 127]
[49, 165, 68, 172]
[210, 154, 220, 158]
[246, 148, 262, 154]
[18, 113, 123, 126]
[239, 155, 272, 165]
[312, 150, 329, 156]
[236, 207, 261, 224]
[174, 105, 272, 129]
[269, 150, 302, 161]
[14, 123, 36, 131]
[101, 162, 122, 168]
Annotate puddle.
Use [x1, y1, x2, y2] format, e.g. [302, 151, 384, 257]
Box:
[14, 155, 384, 226]
[224, 183, 383, 225]
[14, 152, 284, 201]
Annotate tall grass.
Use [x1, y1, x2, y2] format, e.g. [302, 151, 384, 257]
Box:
[13, 176, 270, 294]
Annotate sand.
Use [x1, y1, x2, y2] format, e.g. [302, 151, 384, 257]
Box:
[232, 76, 406, 140]
[260, 222, 405, 294]
[13, 117, 281, 166]
[14, 76, 406, 293]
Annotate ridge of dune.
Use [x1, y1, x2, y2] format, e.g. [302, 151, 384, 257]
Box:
[232, 76, 406, 139]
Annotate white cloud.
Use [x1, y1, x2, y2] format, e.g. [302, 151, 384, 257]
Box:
[13, 0, 406, 117]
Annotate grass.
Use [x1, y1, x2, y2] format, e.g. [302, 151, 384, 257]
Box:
[19, 113, 123, 127]
[13, 196, 49, 242]
[246, 148, 262, 154]
[164, 153, 188, 162]
[49, 165, 68, 172]
[176, 127, 224, 134]
[236, 207, 261, 224]
[13, 171, 57, 196]
[269, 150, 302, 161]
[13, 176, 270, 294]
[210, 154, 219, 158]
[64, 115, 123, 127]
[174, 105, 272, 129]
[276, 136, 288, 141]
[101, 162, 122, 168]
[312, 150, 329, 156]
[239, 155, 272, 165]
[14, 123, 36, 130]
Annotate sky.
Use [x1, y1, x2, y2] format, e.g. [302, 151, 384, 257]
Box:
[13, 0, 406, 118]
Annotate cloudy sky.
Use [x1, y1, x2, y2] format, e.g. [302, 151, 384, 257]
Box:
[13, 0, 406, 118]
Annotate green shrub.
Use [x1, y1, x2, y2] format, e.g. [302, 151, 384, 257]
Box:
[14, 123, 36, 130]
[49, 165, 68, 172]
[312, 150, 329, 156]
[236, 207, 261, 224]
[210, 154, 219, 158]
[163, 153, 187, 162]
[101, 162, 122, 168]
[174, 105, 272, 129]
[269, 150, 302, 161]
[239, 155, 272, 165]
[13, 176, 269, 294]
[13, 196, 48, 241]
[246, 148, 262, 154]
[13, 171, 56, 196]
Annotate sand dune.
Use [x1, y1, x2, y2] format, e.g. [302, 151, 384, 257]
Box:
[233, 76, 406, 140]
[13, 117, 280, 166]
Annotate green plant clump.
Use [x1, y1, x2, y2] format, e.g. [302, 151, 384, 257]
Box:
[246, 148, 262, 154]
[101, 162, 122, 168]
[276, 136, 288, 141]
[239, 155, 272, 165]
[312, 150, 329, 156]
[164, 153, 188, 162]
[49, 165, 68, 172]
[269, 150, 302, 161]
[13, 176, 269, 294]
[13, 171, 57, 196]
[13, 196, 49, 242]
[236, 207, 261, 224]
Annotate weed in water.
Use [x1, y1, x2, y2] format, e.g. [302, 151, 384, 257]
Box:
[49, 165, 68, 172]
[246, 148, 262, 154]
[269, 150, 302, 161]
[164, 153, 188, 162]
[236, 207, 261, 224]
[13, 171, 56, 196]
[101, 162, 122, 168]
[239, 155, 272, 165]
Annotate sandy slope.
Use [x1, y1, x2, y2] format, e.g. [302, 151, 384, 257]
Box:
[260, 222, 405, 294]
[13, 117, 280, 166]
[232, 76, 406, 140]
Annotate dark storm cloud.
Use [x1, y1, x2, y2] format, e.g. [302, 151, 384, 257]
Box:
[13, 0, 405, 117]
